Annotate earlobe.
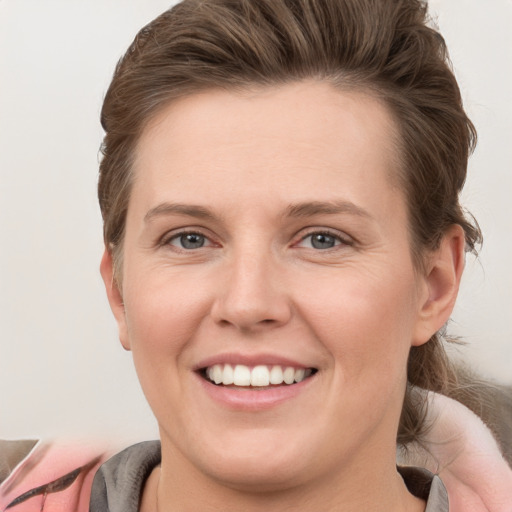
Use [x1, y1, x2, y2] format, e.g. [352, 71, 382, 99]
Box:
[412, 225, 466, 346]
[100, 248, 131, 350]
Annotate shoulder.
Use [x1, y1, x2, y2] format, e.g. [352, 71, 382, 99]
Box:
[0, 439, 114, 512]
[476, 382, 512, 465]
[399, 389, 512, 512]
[398, 465, 449, 512]
[89, 441, 161, 512]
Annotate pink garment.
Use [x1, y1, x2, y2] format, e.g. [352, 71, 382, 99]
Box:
[0, 440, 116, 512]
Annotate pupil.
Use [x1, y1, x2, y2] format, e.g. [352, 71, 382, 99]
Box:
[312, 233, 335, 249]
[181, 233, 204, 249]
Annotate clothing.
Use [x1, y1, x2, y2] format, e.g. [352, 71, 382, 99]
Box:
[89, 441, 449, 512]
[0, 440, 38, 484]
[0, 439, 113, 512]
[477, 382, 512, 465]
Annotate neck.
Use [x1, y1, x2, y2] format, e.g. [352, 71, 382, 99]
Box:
[144, 444, 425, 512]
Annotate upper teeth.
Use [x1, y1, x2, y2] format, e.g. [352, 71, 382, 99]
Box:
[206, 364, 311, 387]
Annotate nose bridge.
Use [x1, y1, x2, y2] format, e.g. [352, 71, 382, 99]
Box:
[211, 240, 291, 330]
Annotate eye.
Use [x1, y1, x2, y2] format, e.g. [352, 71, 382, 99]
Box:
[168, 232, 211, 250]
[297, 231, 348, 250]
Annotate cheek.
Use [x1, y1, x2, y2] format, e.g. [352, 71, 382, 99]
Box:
[297, 264, 420, 376]
[121, 269, 212, 372]
[120, 272, 214, 428]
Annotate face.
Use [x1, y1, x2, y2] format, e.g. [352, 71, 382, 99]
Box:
[103, 82, 437, 490]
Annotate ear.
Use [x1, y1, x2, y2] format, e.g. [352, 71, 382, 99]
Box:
[100, 248, 131, 350]
[412, 225, 466, 346]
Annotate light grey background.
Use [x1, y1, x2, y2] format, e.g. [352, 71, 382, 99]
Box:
[1, 0, 511, 441]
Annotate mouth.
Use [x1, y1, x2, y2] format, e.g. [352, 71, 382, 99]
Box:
[199, 364, 317, 388]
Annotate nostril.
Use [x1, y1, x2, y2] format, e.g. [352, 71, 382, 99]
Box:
[210, 282, 293, 330]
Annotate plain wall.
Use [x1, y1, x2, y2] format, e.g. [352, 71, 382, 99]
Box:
[1, 0, 511, 441]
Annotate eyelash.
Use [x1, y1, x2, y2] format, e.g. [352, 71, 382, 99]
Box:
[295, 229, 353, 250]
[161, 230, 215, 251]
[160, 228, 352, 252]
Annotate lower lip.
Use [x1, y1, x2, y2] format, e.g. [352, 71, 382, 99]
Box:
[196, 373, 315, 411]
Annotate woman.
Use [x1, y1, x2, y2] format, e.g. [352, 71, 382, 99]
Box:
[0, 1, 510, 511]
[87, 0, 512, 510]
[74, 1, 511, 511]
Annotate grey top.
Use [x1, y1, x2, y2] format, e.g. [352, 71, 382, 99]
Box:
[89, 441, 448, 511]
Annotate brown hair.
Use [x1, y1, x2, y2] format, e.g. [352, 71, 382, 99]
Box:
[98, 0, 482, 445]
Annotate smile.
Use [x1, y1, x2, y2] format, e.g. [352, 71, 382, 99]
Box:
[203, 364, 316, 387]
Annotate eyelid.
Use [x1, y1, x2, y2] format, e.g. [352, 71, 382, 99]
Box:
[159, 227, 219, 249]
[157, 226, 353, 251]
[293, 228, 353, 248]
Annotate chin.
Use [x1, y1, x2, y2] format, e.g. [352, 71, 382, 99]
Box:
[202, 452, 311, 493]
[167, 426, 321, 492]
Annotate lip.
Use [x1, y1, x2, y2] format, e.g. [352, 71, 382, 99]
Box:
[195, 371, 316, 411]
[192, 352, 318, 411]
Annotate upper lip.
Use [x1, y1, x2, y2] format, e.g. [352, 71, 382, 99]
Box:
[193, 353, 315, 371]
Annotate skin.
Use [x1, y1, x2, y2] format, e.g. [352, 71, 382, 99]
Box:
[101, 81, 465, 511]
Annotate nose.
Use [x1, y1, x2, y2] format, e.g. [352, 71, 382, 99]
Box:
[210, 248, 292, 332]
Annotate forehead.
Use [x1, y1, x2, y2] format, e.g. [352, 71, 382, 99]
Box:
[131, 81, 403, 217]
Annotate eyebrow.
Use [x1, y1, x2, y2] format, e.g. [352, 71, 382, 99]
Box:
[144, 203, 218, 223]
[144, 200, 373, 223]
[284, 200, 373, 220]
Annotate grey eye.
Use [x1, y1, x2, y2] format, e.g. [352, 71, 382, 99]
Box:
[176, 233, 206, 249]
[310, 233, 338, 249]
